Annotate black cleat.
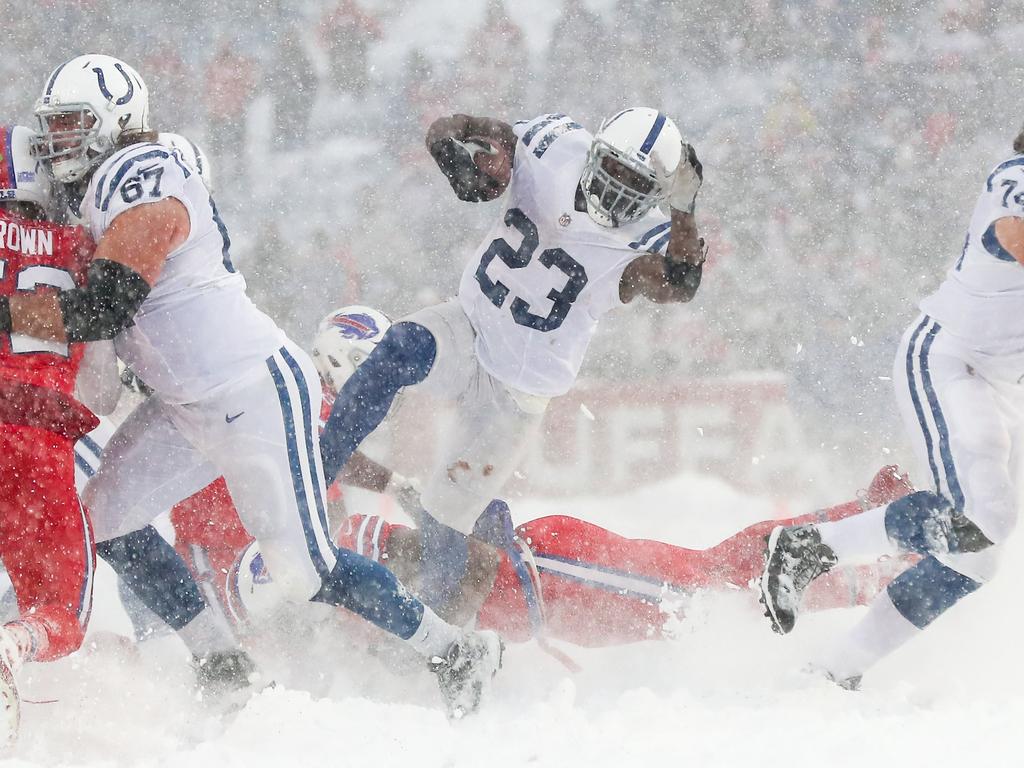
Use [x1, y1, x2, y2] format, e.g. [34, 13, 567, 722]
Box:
[759, 525, 838, 634]
[828, 672, 862, 691]
[193, 649, 260, 700]
[805, 664, 862, 691]
[430, 630, 503, 719]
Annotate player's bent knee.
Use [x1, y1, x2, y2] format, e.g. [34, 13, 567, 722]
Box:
[886, 555, 982, 629]
[885, 491, 994, 555]
[885, 491, 953, 554]
[313, 548, 423, 639]
[375, 321, 437, 386]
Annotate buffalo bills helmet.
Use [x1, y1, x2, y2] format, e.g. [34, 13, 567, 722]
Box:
[311, 305, 392, 395]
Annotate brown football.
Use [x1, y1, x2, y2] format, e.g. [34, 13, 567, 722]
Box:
[468, 136, 512, 198]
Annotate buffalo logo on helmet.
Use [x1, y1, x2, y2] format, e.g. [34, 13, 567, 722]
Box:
[329, 312, 380, 340]
[248, 552, 272, 586]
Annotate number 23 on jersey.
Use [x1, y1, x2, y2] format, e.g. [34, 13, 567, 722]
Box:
[475, 208, 588, 333]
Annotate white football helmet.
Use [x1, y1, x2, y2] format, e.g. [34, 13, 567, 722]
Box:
[580, 107, 683, 227]
[311, 305, 392, 395]
[158, 132, 213, 192]
[34, 54, 150, 183]
[0, 125, 52, 219]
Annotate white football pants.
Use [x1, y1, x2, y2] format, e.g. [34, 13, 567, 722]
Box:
[402, 299, 547, 533]
[894, 314, 1024, 582]
[82, 342, 336, 602]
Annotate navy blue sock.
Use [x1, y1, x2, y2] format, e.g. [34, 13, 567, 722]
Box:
[320, 322, 436, 482]
[884, 490, 953, 554]
[886, 555, 981, 629]
[312, 548, 425, 639]
[96, 526, 207, 631]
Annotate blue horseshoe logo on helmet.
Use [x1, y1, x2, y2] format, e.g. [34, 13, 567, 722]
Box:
[92, 63, 135, 106]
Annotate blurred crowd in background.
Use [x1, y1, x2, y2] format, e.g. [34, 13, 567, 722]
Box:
[1, 0, 1022, 479]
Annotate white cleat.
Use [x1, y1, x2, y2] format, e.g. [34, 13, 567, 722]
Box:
[0, 654, 20, 748]
[430, 629, 504, 719]
[0, 626, 25, 748]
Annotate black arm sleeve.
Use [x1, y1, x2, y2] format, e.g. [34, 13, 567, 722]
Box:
[58, 259, 151, 342]
[663, 258, 703, 298]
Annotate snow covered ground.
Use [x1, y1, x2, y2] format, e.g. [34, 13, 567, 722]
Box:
[7, 472, 1024, 767]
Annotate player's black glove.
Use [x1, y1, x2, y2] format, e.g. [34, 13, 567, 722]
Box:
[429, 136, 502, 203]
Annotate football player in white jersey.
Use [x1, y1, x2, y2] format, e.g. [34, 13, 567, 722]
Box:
[320, 108, 706, 619]
[759, 126, 1024, 688]
[10, 54, 502, 718]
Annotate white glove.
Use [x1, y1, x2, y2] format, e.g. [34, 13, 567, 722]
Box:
[386, 472, 423, 515]
[667, 142, 703, 214]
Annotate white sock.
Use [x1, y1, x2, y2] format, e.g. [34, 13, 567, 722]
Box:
[813, 590, 919, 680]
[817, 504, 899, 561]
[405, 607, 461, 660]
[1, 622, 37, 672]
[177, 608, 239, 658]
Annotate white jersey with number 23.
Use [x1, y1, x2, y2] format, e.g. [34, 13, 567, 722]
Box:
[458, 113, 673, 398]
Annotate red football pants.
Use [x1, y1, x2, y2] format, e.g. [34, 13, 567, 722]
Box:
[0, 425, 95, 661]
[478, 501, 916, 645]
[170, 478, 255, 613]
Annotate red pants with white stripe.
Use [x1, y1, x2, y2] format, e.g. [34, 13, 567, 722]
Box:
[338, 498, 918, 647]
[477, 507, 914, 645]
[177, 467, 919, 648]
[170, 478, 254, 615]
[0, 425, 95, 661]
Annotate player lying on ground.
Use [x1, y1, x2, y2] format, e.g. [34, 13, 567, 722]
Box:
[169, 464, 918, 652]
[759, 124, 1024, 689]
[319, 107, 706, 623]
[336, 467, 917, 648]
[15, 54, 500, 717]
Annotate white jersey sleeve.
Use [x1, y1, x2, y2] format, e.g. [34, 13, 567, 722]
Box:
[88, 143, 197, 240]
[511, 113, 584, 171]
[920, 155, 1024, 353]
[82, 144, 286, 403]
[974, 158, 1024, 253]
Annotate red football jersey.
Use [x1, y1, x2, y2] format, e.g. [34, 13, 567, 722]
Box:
[0, 213, 93, 394]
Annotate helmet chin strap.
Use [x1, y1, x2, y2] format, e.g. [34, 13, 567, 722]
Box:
[577, 179, 619, 228]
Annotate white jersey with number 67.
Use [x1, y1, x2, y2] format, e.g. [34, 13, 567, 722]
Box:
[921, 154, 1024, 353]
[458, 113, 672, 398]
[83, 142, 285, 404]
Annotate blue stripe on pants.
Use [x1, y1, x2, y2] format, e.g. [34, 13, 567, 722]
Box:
[267, 353, 330, 578]
[917, 321, 966, 511]
[280, 347, 334, 557]
[75, 498, 94, 627]
[905, 316, 941, 492]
